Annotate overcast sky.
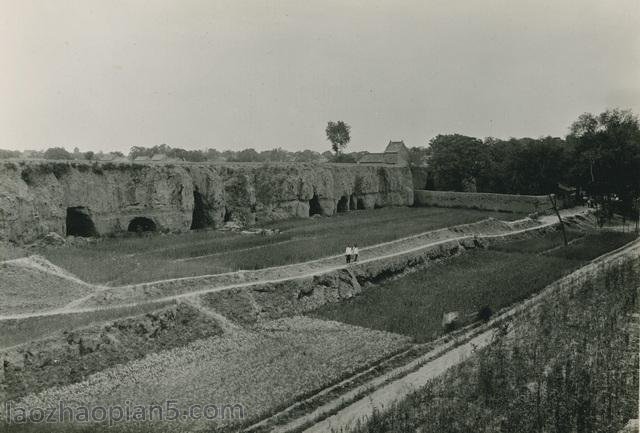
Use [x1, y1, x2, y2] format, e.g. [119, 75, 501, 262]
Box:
[1, 0, 639, 153]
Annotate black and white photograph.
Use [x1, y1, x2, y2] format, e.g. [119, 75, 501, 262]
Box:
[0, 1, 639, 432]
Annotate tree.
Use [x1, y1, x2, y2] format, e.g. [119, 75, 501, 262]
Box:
[0, 149, 21, 159]
[232, 148, 262, 162]
[428, 134, 490, 191]
[408, 146, 432, 167]
[483, 137, 570, 195]
[43, 147, 73, 160]
[168, 148, 207, 162]
[567, 108, 640, 219]
[293, 149, 322, 163]
[129, 146, 151, 159]
[204, 148, 221, 161]
[325, 121, 351, 154]
[260, 148, 293, 162]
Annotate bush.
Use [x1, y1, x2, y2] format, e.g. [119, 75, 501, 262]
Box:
[477, 305, 493, 322]
[50, 162, 70, 179]
[91, 162, 104, 175]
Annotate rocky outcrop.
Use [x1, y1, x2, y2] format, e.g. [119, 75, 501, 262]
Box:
[0, 161, 414, 243]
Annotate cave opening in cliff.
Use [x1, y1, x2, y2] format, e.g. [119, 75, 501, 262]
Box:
[309, 194, 322, 216]
[337, 196, 349, 213]
[190, 190, 210, 230]
[127, 217, 157, 233]
[357, 197, 366, 210]
[66, 207, 97, 237]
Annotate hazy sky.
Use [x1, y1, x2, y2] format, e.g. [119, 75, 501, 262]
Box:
[1, 0, 639, 153]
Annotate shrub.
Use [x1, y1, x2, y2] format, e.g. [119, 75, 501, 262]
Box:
[50, 162, 71, 179]
[477, 305, 493, 322]
[91, 162, 104, 175]
[20, 166, 34, 185]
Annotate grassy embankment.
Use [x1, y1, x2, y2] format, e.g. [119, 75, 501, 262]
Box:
[350, 256, 639, 433]
[311, 231, 637, 343]
[39, 207, 523, 285]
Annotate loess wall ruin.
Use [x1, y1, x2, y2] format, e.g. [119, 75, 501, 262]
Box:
[0, 161, 414, 243]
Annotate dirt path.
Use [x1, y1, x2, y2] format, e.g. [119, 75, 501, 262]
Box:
[0, 207, 589, 321]
[263, 236, 640, 433]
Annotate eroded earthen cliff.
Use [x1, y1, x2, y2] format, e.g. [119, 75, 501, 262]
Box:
[0, 161, 414, 243]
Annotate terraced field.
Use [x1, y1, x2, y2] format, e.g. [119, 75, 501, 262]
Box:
[37, 207, 524, 285]
[2, 206, 635, 433]
[5, 317, 411, 433]
[349, 253, 639, 433]
[311, 230, 637, 342]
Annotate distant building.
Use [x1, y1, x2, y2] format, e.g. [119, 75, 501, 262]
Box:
[357, 140, 409, 166]
[133, 156, 150, 162]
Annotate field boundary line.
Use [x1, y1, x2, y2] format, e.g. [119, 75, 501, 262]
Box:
[0, 212, 584, 321]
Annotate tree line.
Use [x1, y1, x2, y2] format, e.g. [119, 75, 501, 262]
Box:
[2, 108, 638, 216]
[427, 109, 640, 219]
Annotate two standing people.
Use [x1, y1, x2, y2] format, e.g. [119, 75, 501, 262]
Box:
[345, 244, 359, 264]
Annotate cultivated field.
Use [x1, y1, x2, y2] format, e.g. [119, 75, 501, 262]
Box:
[310, 230, 637, 342]
[6, 317, 411, 432]
[351, 260, 639, 433]
[37, 207, 523, 285]
[1, 205, 637, 433]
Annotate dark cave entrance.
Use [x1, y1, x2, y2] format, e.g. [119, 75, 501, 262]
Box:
[309, 194, 323, 216]
[66, 207, 97, 237]
[190, 190, 210, 230]
[127, 217, 157, 233]
[337, 196, 349, 213]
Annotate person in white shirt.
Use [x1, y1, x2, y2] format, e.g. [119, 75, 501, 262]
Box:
[345, 246, 352, 264]
[352, 244, 359, 262]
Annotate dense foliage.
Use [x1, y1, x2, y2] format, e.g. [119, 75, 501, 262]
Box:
[424, 109, 640, 219]
[4, 109, 638, 208]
